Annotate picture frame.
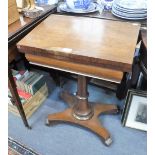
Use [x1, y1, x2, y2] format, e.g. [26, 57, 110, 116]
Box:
[121, 89, 147, 131]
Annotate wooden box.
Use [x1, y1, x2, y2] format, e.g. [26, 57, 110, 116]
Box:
[8, 0, 20, 25]
[8, 83, 48, 119]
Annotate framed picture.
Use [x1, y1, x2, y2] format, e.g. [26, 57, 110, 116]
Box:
[121, 89, 147, 131]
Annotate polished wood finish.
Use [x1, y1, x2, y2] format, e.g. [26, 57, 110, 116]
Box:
[17, 15, 140, 72]
[26, 54, 123, 83]
[72, 76, 93, 120]
[8, 67, 31, 128]
[8, 15, 32, 63]
[9, 15, 32, 36]
[8, 45, 19, 63]
[17, 14, 140, 144]
[47, 102, 118, 146]
[9, 6, 57, 46]
[116, 29, 147, 99]
[8, 6, 57, 128]
[47, 76, 118, 146]
[8, 14, 31, 127]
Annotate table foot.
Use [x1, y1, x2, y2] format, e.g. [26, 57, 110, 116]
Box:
[105, 137, 113, 146]
[47, 103, 118, 146]
[45, 119, 59, 126]
[26, 125, 32, 129]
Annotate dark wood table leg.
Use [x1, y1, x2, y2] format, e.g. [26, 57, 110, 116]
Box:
[8, 67, 31, 129]
[47, 75, 118, 146]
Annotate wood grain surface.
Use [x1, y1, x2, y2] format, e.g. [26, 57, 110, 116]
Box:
[17, 15, 140, 72]
[8, 15, 32, 36]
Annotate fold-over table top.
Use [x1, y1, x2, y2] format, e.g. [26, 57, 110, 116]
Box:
[17, 14, 140, 72]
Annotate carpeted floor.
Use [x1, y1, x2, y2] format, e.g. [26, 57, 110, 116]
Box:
[8, 76, 147, 155]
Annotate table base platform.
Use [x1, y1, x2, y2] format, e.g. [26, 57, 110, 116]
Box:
[46, 75, 119, 146]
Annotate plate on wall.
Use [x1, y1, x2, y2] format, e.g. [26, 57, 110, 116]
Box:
[58, 2, 98, 14]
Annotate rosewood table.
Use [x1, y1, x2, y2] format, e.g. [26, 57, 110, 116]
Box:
[17, 15, 140, 145]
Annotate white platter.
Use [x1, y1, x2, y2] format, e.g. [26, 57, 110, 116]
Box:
[113, 0, 147, 10]
[112, 6, 147, 18]
[112, 3, 147, 13]
[112, 10, 147, 20]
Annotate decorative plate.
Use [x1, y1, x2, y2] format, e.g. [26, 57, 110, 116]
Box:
[112, 9, 147, 20]
[58, 2, 98, 13]
[112, 3, 147, 13]
[113, 0, 147, 10]
[112, 6, 147, 18]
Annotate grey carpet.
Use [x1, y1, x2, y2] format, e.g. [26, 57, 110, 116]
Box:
[8, 77, 146, 155]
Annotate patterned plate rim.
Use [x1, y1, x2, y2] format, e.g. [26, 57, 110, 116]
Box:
[58, 2, 98, 14]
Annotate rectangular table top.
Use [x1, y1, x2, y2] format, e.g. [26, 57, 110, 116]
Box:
[17, 14, 140, 72]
